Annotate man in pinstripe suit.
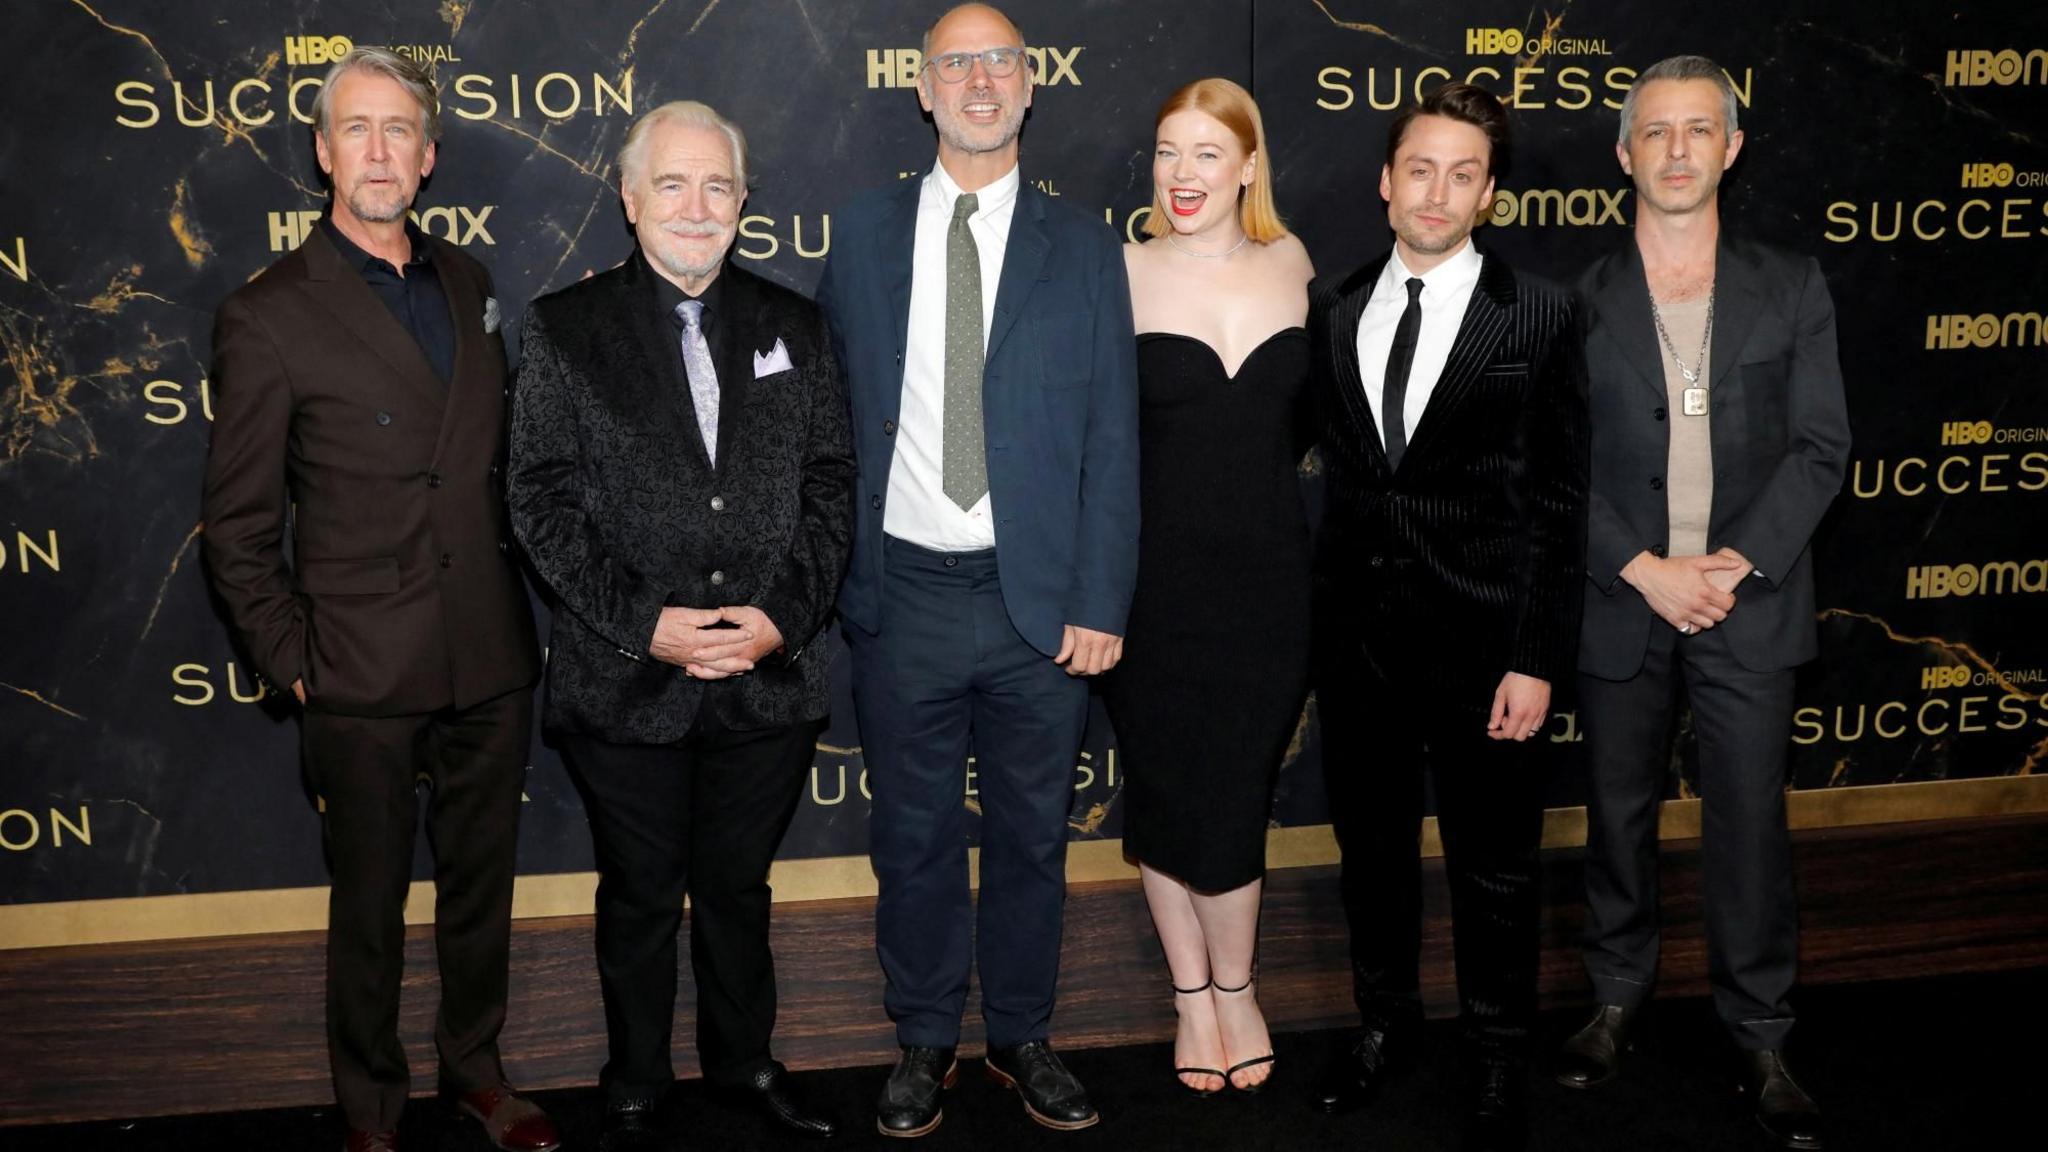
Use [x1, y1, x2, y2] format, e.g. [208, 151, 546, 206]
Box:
[1306, 82, 1589, 1152]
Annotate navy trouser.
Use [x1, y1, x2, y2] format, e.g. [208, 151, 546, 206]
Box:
[848, 537, 1089, 1050]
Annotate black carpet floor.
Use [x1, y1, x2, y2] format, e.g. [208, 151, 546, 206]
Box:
[11, 968, 2033, 1151]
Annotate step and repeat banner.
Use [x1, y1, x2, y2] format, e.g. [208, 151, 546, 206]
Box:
[3, 0, 2043, 946]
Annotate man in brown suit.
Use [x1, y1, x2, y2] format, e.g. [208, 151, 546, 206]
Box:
[202, 47, 557, 1152]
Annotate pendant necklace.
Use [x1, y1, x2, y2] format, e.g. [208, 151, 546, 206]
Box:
[1648, 283, 1715, 417]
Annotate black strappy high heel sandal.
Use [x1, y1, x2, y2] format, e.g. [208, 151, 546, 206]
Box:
[1214, 971, 1277, 1093]
[1171, 978, 1226, 1098]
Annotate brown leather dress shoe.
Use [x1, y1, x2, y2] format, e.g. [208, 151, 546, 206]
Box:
[344, 1131, 398, 1152]
[456, 1086, 563, 1152]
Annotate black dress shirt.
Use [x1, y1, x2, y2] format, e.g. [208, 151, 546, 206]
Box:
[320, 215, 456, 385]
[643, 249, 732, 388]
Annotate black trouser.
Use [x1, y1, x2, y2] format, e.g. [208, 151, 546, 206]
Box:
[1318, 654, 1545, 1063]
[559, 711, 821, 1099]
[847, 538, 1090, 1050]
[301, 686, 532, 1132]
[1577, 624, 1799, 1050]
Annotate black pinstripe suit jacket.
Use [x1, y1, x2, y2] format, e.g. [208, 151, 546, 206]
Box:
[1309, 248, 1590, 701]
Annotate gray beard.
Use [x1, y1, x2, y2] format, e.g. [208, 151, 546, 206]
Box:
[933, 107, 1024, 156]
[344, 187, 408, 224]
[651, 243, 723, 282]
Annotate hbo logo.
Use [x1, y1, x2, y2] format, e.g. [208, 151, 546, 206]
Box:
[1465, 28, 1525, 55]
[1920, 665, 1971, 690]
[1940, 420, 1993, 446]
[284, 35, 354, 67]
[1961, 163, 2015, 188]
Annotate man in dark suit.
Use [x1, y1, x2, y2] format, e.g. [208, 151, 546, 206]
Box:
[1555, 57, 1847, 1152]
[815, 3, 1139, 1138]
[1307, 83, 1588, 1151]
[202, 48, 557, 1152]
[507, 100, 854, 1152]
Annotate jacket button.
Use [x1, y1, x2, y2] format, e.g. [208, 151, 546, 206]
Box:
[1369, 556, 1385, 568]
[497, 539, 509, 553]
[490, 464, 502, 479]
[1650, 544, 1667, 558]
[709, 570, 725, 586]
[1649, 476, 1664, 490]
[943, 555, 959, 568]
[439, 553, 453, 568]
[870, 494, 883, 509]
[376, 411, 392, 426]
[883, 420, 896, 436]
[1653, 407, 1667, 421]
[427, 472, 443, 488]
[710, 495, 725, 512]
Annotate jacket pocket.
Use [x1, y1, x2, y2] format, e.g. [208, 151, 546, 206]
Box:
[298, 555, 401, 595]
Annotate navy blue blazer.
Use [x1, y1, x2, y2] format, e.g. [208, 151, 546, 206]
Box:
[817, 175, 1140, 655]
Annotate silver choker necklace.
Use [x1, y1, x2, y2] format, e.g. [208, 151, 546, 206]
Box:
[1166, 231, 1249, 259]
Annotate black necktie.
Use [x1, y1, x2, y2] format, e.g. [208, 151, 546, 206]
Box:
[1381, 276, 1425, 470]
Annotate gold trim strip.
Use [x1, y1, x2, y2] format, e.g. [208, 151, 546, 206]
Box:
[3, 776, 2041, 951]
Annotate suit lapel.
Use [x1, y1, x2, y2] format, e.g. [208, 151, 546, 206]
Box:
[1590, 242, 1671, 402]
[621, 256, 711, 473]
[1326, 255, 1391, 476]
[1706, 237, 1761, 393]
[1401, 252, 1515, 468]
[297, 228, 447, 405]
[880, 179, 920, 421]
[986, 184, 1050, 363]
[713, 263, 764, 475]
[428, 238, 482, 468]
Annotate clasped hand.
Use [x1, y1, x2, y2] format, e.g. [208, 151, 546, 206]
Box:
[1622, 547, 1753, 634]
[648, 605, 784, 680]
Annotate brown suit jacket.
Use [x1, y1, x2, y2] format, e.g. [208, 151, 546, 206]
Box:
[202, 225, 538, 716]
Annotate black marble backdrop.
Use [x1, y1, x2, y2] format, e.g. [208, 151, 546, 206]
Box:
[2, 1, 2043, 913]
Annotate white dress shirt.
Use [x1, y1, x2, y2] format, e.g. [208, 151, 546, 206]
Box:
[1354, 240, 1484, 451]
[884, 161, 1021, 550]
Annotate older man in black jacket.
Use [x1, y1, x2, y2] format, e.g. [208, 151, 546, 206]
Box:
[508, 100, 854, 1152]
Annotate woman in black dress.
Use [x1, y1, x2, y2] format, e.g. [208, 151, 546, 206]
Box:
[1101, 78, 1314, 1096]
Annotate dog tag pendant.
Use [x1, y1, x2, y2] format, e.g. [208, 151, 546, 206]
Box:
[1682, 386, 1708, 416]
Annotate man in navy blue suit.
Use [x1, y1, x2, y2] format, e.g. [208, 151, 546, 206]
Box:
[816, 2, 1139, 1139]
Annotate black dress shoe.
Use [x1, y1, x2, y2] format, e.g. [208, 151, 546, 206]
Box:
[597, 1096, 665, 1152]
[724, 1063, 837, 1139]
[1555, 1004, 1635, 1089]
[1462, 1058, 1529, 1152]
[1744, 1049, 1824, 1150]
[1311, 1020, 1417, 1113]
[984, 1040, 1100, 1131]
[876, 1046, 956, 1139]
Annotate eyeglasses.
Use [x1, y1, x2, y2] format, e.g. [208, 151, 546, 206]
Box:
[923, 46, 1028, 83]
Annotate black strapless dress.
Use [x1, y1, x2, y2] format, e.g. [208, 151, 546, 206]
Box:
[1101, 328, 1314, 892]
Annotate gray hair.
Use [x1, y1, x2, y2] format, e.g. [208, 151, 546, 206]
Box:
[311, 46, 441, 140]
[1618, 55, 1739, 144]
[618, 100, 749, 191]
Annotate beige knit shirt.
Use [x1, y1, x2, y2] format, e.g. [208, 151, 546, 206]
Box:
[1659, 295, 1713, 557]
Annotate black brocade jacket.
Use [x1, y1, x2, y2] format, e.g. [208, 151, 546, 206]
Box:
[1309, 250, 1590, 703]
[508, 255, 855, 742]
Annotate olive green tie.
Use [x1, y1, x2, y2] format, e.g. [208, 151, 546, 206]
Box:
[943, 192, 986, 511]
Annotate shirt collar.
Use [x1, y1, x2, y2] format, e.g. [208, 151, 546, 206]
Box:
[1384, 239, 1482, 301]
[928, 159, 1021, 220]
[320, 213, 433, 273]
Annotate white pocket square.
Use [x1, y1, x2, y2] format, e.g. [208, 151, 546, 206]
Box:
[753, 338, 794, 378]
[482, 296, 501, 335]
